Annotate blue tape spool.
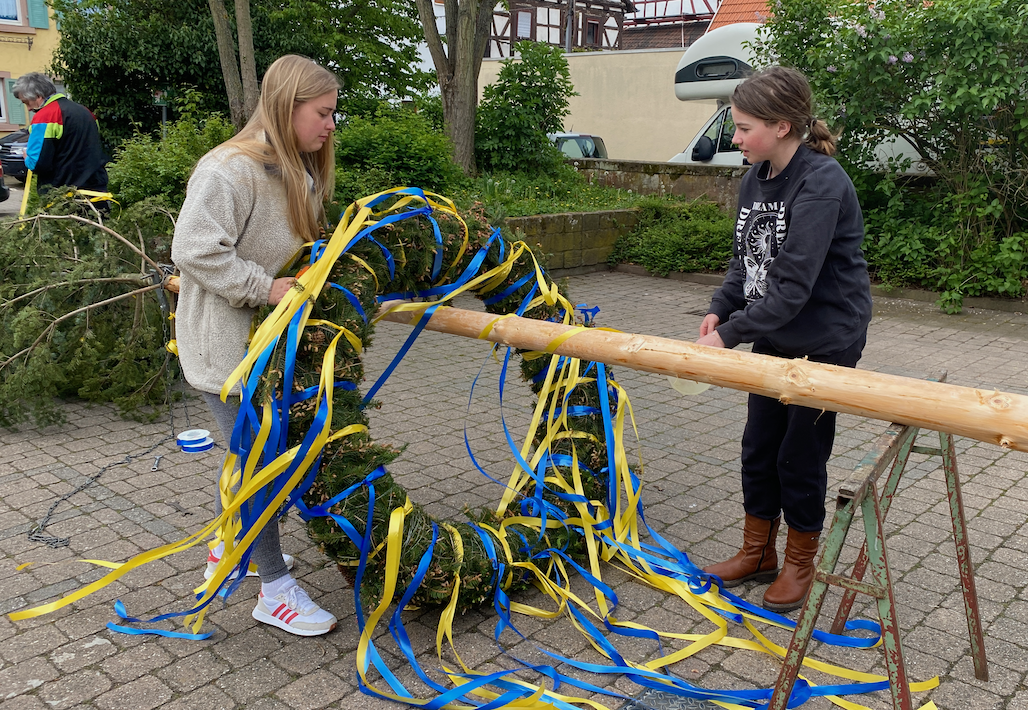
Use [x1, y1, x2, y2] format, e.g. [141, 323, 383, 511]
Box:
[181, 437, 214, 453]
[176, 429, 210, 447]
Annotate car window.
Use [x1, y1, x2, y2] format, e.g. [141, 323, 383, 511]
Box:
[718, 108, 739, 153]
[559, 139, 585, 159]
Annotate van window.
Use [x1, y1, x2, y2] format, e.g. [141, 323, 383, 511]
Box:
[702, 112, 724, 143]
[718, 108, 739, 154]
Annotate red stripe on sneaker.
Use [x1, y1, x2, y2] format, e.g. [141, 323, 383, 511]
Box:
[208, 553, 219, 562]
[285, 611, 299, 624]
[273, 603, 289, 619]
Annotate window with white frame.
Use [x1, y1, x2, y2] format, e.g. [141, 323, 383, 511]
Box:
[516, 10, 532, 38]
[0, 0, 20, 24]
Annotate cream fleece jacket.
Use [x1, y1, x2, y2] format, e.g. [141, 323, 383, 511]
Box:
[171, 148, 306, 395]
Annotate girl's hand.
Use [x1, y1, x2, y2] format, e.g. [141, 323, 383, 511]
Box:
[268, 277, 296, 305]
[697, 330, 725, 348]
[699, 313, 720, 337]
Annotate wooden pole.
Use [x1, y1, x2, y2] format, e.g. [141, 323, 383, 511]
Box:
[378, 305, 1028, 453]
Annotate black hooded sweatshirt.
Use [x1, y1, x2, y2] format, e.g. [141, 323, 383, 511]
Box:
[709, 144, 872, 357]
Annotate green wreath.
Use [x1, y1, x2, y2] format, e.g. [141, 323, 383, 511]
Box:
[229, 189, 615, 613]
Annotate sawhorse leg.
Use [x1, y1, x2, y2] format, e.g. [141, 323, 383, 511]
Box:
[769, 481, 913, 710]
[940, 431, 988, 681]
[767, 417, 989, 708]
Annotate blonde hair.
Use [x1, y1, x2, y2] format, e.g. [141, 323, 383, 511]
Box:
[220, 55, 340, 242]
[732, 66, 838, 156]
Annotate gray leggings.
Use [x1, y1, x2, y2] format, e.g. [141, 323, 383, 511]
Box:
[202, 392, 289, 583]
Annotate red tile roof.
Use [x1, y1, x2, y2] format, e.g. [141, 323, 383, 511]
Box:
[708, 0, 769, 30]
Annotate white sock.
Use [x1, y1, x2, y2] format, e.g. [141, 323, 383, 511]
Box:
[212, 541, 225, 559]
[261, 575, 296, 599]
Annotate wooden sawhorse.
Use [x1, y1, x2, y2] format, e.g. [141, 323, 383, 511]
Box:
[768, 385, 989, 710]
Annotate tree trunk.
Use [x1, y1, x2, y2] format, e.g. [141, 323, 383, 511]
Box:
[415, 0, 494, 176]
[379, 305, 1028, 453]
[208, 0, 245, 130]
[234, 0, 259, 121]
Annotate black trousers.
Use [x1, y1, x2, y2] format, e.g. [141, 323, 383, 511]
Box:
[740, 333, 866, 533]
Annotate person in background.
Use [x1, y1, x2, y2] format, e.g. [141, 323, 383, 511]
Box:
[171, 55, 339, 636]
[11, 72, 108, 192]
[697, 66, 873, 612]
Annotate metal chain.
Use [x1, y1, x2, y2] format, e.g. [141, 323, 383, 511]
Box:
[27, 268, 195, 548]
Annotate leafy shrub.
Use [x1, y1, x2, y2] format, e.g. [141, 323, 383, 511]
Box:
[454, 165, 668, 219]
[107, 115, 235, 208]
[413, 93, 444, 133]
[476, 41, 575, 175]
[334, 107, 464, 195]
[755, 0, 1028, 309]
[333, 166, 396, 216]
[607, 198, 734, 275]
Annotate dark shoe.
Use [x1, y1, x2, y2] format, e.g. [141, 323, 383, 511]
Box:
[704, 513, 780, 587]
[762, 527, 820, 612]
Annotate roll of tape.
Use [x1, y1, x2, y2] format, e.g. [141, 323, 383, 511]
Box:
[181, 437, 214, 453]
[176, 429, 210, 446]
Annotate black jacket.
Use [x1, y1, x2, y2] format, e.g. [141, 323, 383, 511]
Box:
[25, 94, 108, 191]
[709, 144, 872, 356]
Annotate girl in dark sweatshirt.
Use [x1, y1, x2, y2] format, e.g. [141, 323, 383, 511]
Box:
[697, 67, 872, 612]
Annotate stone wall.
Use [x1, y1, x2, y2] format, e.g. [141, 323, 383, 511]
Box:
[570, 158, 749, 211]
[505, 209, 639, 276]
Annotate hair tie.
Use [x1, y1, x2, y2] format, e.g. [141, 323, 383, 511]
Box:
[809, 117, 818, 128]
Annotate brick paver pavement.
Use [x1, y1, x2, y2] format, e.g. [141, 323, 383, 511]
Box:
[2, 270, 1027, 709]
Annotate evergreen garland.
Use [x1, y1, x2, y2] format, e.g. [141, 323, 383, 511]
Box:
[256, 198, 614, 611]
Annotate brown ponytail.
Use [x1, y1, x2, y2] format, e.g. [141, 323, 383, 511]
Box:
[731, 66, 838, 156]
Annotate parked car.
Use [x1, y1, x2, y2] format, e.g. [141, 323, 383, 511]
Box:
[549, 133, 608, 159]
[0, 162, 8, 203]
[0, 128, 29, 183]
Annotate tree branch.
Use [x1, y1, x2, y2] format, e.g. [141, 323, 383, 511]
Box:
[415, 0, 450, 82]
[2, 277, 151, 310]
[0, 283, 164, 374]
[7, 214, 163, 275]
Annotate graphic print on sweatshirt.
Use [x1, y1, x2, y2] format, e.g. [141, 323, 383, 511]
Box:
[735, 201, 787, 303]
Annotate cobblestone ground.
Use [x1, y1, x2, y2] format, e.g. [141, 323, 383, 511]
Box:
[1, 271, 1027, 710]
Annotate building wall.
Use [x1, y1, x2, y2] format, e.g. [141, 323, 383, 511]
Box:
[0, 0, 59, 133]
[479, 47, 716, 163]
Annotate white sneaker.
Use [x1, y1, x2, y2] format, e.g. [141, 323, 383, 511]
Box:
[252, 584, 337, 636]
[203, 551, 295, 580]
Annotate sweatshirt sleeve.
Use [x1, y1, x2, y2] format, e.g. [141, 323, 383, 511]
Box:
[171, 157, 274, 309]
[716, 196, 840, 349]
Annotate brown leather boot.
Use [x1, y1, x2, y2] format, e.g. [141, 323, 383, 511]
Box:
[703, 514, 779, 587]
[762, 527, 820, 612]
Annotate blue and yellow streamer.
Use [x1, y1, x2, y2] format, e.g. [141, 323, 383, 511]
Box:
[9, 187, 938, 710]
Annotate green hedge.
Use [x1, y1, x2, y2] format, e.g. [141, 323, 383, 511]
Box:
[607, 198, 734, 276]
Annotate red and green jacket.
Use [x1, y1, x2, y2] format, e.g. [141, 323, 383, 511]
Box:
[25, 93, 109, 191]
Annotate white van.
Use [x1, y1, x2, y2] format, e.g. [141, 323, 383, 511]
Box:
[667, 23, 757, 166]
[667, 23, 929, 174]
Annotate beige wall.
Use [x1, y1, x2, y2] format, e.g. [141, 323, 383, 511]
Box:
[479, 48, 716, 163]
